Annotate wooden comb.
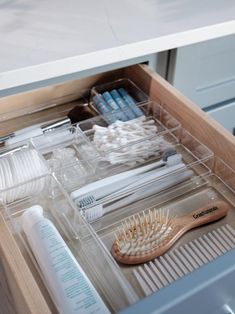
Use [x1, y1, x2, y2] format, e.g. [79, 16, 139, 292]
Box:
[111, 200, 229, 265]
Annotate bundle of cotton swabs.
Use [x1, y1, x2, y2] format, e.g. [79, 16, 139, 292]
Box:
[92, 117, 171, 165]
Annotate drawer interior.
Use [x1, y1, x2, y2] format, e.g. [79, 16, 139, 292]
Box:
[0, 64, 235, 314]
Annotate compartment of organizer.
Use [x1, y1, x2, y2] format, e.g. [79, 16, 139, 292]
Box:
[79, 102, 180, 135]
[0, 94, 96, 147]
[0, 143, 49, 204]
[31, 126, 99, 191]
[90, 78, 149, 123]
[77, 102, 212, 176]
[86, 158, 235, 300]
[68, 128, 214, 223]
[79, 101, 181, 154]
[0, 174, 139, 314]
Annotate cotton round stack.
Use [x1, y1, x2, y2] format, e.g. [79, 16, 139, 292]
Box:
[0, 149, 48, 204]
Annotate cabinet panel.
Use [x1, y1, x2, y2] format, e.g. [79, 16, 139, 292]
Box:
[207, 100, 235, 134]
[168, 35, 235, 108]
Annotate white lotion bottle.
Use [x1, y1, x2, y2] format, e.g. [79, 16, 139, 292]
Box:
[22, 205, 110, 314]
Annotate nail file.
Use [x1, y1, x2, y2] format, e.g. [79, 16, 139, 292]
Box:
[133, 224, 235, 296]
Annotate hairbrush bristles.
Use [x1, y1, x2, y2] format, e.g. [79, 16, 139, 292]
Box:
[112, 208, 174, 264]
[111, 200, 229, 265]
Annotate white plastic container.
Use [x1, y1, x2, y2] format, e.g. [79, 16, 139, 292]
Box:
[22, 205, 111, 314]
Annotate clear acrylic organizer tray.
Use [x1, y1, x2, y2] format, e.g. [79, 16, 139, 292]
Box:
[75, 119, 213, 179]
[0, 135, 230, 314]
[66, 128, 214, 231]
[0, 174, 139, 313]
[90, 78, 149, 106]
[89, 78, 150, 125]
[77, 102, 183, 175]
[0, 96, 94, 146]
[79, 101, 181, 139]
[85, 157, 235, 302]
[31, 126, 100, 192]
[0, 142, 49, 204]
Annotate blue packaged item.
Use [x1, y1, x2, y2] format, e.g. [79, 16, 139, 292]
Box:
[110, 89, 136, 120]
[93, 95, 115, 124]
[118, 88, 144, 118]
[102, 92, 128, 122]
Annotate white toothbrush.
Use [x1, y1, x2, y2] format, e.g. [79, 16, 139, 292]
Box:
[76, 165, 179, 210]
[78, 169, 193, 222]
[94, 162, 186, 204]
[111, 162, 186, 194]
[104, 169, 193, 213]
[70, 149, 180, 201]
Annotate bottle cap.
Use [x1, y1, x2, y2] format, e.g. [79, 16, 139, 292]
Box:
[22, 205, 44, 234]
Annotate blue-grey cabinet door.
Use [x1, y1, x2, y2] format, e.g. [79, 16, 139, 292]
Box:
[206, 100, 235, 134]
[168, 35, 235, 109]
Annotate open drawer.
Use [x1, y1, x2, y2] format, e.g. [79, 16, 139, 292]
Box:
[0, 64, 235, 314]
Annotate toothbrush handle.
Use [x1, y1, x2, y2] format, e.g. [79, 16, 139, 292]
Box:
[104, 170, 193, 213]
[101, 163, 185, 202]
[70, 158, 166, 200]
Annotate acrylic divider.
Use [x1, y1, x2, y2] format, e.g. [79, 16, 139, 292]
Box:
[65, 128, 214, 220]
[89, 78, 149, 122]
[2, 159, 235, 310]
[79, 101, 181, 140]
[29, 111, 181, 190]
[84, 158, 235, 301]
[0, 118, 233, 313]
[91, 78, 149, 104]
[0, 142, 49, 204]
[30, 121, 215, 224]
[0, 174, 139, 314]
[77, 102, 182, 176]
[0, 95, 93, 147]
[31, 126, 100, 192]
[23, 110, 215, 221]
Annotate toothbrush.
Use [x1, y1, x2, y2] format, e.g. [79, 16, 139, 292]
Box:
[109, 162, 186, 194]
[78, 158, 185, 208]
[70, 149, 179, 201]
[96, 162, 187, 205]
[103, 168, 193, 213]
[112, 200, 229, 264]
[77, 169, 193, 222]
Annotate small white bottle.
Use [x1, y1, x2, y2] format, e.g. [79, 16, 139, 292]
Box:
[22, 205, 111, 314]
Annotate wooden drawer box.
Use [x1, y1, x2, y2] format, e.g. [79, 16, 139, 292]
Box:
[0, 64, 235, 314]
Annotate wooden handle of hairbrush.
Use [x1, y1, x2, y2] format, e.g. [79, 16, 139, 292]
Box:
[177, 200, 229, 232]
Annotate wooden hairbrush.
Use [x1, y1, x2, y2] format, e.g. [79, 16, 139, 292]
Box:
[111, 200, 229, 265]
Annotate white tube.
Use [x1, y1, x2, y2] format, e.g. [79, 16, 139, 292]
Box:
[22, 205, 110, 314]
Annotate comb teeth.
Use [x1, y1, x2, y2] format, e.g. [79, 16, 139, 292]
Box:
[115, 208, 173, 255]
[133, 224, 235, 296]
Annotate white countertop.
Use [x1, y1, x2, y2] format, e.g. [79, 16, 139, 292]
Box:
[0, 0, 235, 91]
